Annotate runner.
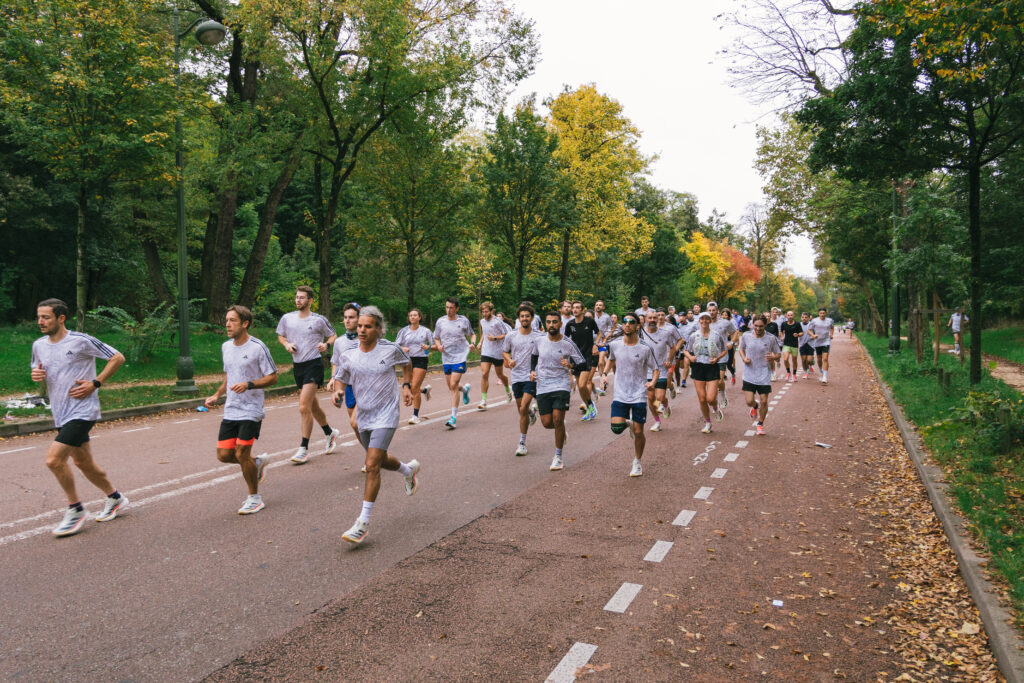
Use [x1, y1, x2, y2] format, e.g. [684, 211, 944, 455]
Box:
[806, 308, 835, 383]
[205, 305, 278, 515]
[395, 308, 433, 424]
[644, 311, 683, 431]
[676, 309, 697, 388]
[656, 308, 684, 399]
[476, 301, 512, 409]
[706, 301, 737, 409]
[564, 301, 601, 421]
[722, 308, 738, 387]
[530, 311, 587, 471]
[332, 306, 419, 545]
[502, 304, 543, 456]
[32, 298, 129, 537]
[559, 300, 573, 333]
[799, 311, 816, 379]
[947, 306, 968, 355]
[778, 310, 804, 381]
[738, 316, 782, 435]
[607, 314, 659, 477]
[276, 286, 339, 465]
[682, 312, 729, 434]
[593, 299, 614, 394]
[328, 303, 363, 446]
[765, 308, 781, 381]
[432, 297, 476, 429]
[634, 295, 654, 323]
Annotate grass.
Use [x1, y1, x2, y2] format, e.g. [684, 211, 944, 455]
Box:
[858, 331, 1024, 627]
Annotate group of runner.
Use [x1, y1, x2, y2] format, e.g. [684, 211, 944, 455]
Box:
[29, 292, 836, 544]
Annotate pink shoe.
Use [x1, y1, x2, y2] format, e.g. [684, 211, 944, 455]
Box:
[756, 424, 765, 436]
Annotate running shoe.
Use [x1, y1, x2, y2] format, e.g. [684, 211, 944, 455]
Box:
[670, 385, 677, 399]
[53, 506, 86, 537]
[549, 454, 564, 471]
[654, 400, 664, 415]
[820, 375, 827, 384]
[664, 402, 671, 418]
[342, 520, 369, 544]
[803, 372, 809, 380]
[290, 446, 308, 465]
[445, 416, 457, 430]
[478, 400, 488, 410]
[650, 421, 662, 432]
[750, 405, 758, 418]
[529, 403, 537, 425]
[581, 408, 595, 422]
[716, 406, 724, 422]
[597, 387, 606, 397]
[515, 443, 528, 456]
[756, 424, 766, 436]
[238, 495, 265, 515]
[408, 415, 422, 425]
[579, 402, 588, 414]
[770, 372, 777, 382]
[721, 393, 728, 408]
[462, 383, 471, 405]
[361, 465, 367, 473]
[680, 380, 686, 388]
[325, 428, 341, 454]
[731, 375, 736, 385]
[96, 494, 128, 522]
[256, 455, 268, 484]
[404, 459, 420, 496]
[629, 458, 643, 477]
[506, 389, 513, 402]
[701, 422, 712, 434]
[423, 384, 432, 401]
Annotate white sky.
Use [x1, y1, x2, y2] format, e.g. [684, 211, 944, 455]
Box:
[506, 0, 818, 278]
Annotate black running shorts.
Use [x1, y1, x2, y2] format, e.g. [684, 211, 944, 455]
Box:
[55, 419, 95, 447]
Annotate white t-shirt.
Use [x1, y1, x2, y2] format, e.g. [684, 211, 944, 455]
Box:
[532, 335, 585, 395]
[710, 317, 737, 348]
[740, 331, 781, 386]
[806, 317, 834, 348]
[221, 336, 278, 422]
[479, 316, 512, 359]
[334, 340, 410, 430]
[608, 338, 658, 404]
[395, 325, 433, 358]
[330, 331, 360, 368]
[276, 311, 335, 363]
[433, 315, 474, 365]
[949, 313, 967, 332]
[642, 326, 678, 378]
[594, 312, 613, 341]
[501, 328, 542, 384]
[31, 332, 118, 427]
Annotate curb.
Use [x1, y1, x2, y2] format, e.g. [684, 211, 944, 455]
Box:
[0, 360, 478, 439]
[858, 338, 1024, 682]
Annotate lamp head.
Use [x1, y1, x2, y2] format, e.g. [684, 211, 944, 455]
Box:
[194, 20, 227, 46]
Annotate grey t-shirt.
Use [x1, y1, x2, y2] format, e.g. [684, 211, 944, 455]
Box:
[330, 332, 360, 368]
[222, 336, 278, 422]
[31, 332, 118, 427]
[686, 330, 728, 365]
[710, 317, 737, 349]
[532, 335, 585, 395]
[479, 316, 512, 359]
[608, 338, 658, 404]
[594, 312, 613, 341]
[501, 328, 542, 384]
[949, 313, 967, 332]
[642, 326, 677, 378]
[433, 315, 473, 365]
[806, 317, 834, 348]
[276, 311, 335, 363]
[395, 325, 433, 358]
[334, 340, 410, 430]
[740, 331, 781, 386]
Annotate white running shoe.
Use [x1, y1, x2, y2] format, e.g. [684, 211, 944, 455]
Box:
[53, 506, 86, 537]
[256, 455, 268, 484]
[478, 400, 488, 410]
[515, 443, 528, 456]
[462, 383, 471, 405]
[290, 447, 308, 465]
[342, 520, 369, 544]
[770, 372, 777, 381]
[654, 400, 664, 415]
[408, 415, 422, 425]
[701, 422, 712, 434]
[404, 459, 420, 496]
[820, 375, 827, 383]
[650, 421, 662, 432]
[96, 494, 128, 522]
[324, 428, 341, 454]
[716, 407, 724, 422]
[550, 454, 564, 471]
[629, 458, 643, 477]
[664, 402, 671, 418]
[423, 384, 432, 401]
[238, 495, 265, 515]
[529, 403, 537, 425]
[721, 393, 728, 408]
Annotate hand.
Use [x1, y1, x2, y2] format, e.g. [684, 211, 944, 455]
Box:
[530, 370, 537, 381]
[332, 390, 344, 408]
[744, 356, 751, 364]
[421, 343, 429, 351]
[506, 359, 517, 369]
[559, 357, 571, 367]
[401, 346, 411, 353]
[230, 382, 249, 394]
[287, 342, 298, 354]
[316, 342, 328, 353]
[68, 379, 95, 399]
[436, 344, 444, 353]
[402, 385, 413, 406]
[645, 380, 655, 390]
[204, 394, 220, 409]
[31, 363, 46, 382]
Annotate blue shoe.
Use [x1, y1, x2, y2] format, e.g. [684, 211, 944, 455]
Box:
[462, 383, 471, 405]
[445, 416, 457, 430]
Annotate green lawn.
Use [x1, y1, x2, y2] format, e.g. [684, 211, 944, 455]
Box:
[858, 332, 1024, 627]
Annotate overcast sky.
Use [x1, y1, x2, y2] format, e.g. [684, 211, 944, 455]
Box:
[506, 0, 818, 278]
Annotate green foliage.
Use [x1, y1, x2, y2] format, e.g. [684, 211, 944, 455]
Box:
[88, 303, 176, 363]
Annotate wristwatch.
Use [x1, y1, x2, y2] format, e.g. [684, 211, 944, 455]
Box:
[247, 381, 255, 390]
[92, 379, 102, 389]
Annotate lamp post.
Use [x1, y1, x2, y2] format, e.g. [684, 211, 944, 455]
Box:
[172, 8, 226, 392]
[888, 182, 901, 355]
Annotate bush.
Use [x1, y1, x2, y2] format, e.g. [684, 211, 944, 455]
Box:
[88, 303, 175, 363]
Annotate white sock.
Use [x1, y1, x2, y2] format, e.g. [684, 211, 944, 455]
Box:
[398, 462, 412, 476]
[451, 408, 457, 418]
[519, 434, 527, 444]
[358, 500, 373, 523]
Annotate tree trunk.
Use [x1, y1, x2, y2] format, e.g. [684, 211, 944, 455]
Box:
[859, 277, 884, 335]
[75, 185, 88, 331]
[239, 147, 303, 309]
[206, 175, 239, 324]
[406, 239, 417, 311]
[932, 291, 941, 364]
[141, 238, 174, 307]
[968, 160, 982, 384]
[558, 225, 571, 301]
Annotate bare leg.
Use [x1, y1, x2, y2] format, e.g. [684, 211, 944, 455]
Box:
[362, 447, 402, 503]
[693, 382, 710, 421]
[298, 383, 326, 439]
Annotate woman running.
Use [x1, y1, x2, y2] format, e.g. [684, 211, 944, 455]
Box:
[395, 308, 433, 424]
[682, 312, 729, 434]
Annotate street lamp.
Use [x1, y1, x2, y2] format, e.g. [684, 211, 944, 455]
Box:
[888, 182, 901, 355]
[172, 9, 226, 393]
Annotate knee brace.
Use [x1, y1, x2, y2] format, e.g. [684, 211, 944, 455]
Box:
[610, 422, 628, 435]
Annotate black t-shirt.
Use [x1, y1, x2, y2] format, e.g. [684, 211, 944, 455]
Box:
[780, 320, 803, 347]
[564, 317, 601, 356]
[766, 321, 779, 338]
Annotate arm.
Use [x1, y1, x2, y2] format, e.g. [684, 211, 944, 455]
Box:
[205, 378, 228, 408]
[230, 371, 277, 394]
[320, 331, 337, 353]
[278, 334, 297, 354]
[69, 352, 126, 399]
[400, 362, 413, 406]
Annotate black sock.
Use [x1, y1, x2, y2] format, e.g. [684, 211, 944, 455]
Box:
[414, 408, 419, 416]
[757, 421, 763, 425]
[70, 502, 84, 512]
[301, 437, 310, 448]
[109, 490, 121, 500]
[321, 424, 333, 436]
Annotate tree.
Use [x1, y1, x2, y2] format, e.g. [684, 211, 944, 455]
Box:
[713, 243, 762, 306]
[456, 240, 504, 308]
[681, 232, 729, 301]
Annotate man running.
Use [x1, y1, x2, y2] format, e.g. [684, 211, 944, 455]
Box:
[657, 309, 684, 399]
[476, 301, 512, 409]
[593, 299, 614, 394]
[739, 316, 782, 435]
[799, 311, 815, 378]
[707, 301, 737, 409]
[643, 311, 681, 431]
[531, 311, 587, 472]
[32, 298, 128, 537]
[328, 303, 362, 447]
[277, 286, 339, 465]
[433, 297, 476, 429]
[947, 306, 968, 355]
[806, 308, 835, 383]
[607, 314, 659, 477]
[205, 305, 278, 515]
[559, 300, 573, 333]
[778, 310, 803, 382]
[332, 306, 419, 545]
[635, 295, 654, 323]
[564, 301, 601, 421]
[502, 304, 543, 456]
[676, 309, 697, 388]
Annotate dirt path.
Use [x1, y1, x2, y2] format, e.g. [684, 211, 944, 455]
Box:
[936, 343, 1024, 393]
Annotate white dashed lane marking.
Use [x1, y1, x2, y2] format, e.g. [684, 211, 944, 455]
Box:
[546, 643, 598, 683]
[0, 446, 35, 455]
[724, 452, 739, 462]
[123, 427, 151, 433]
[673, 510, 696, 527]
[744, 430, 755, 437]
[644, 541, 673, 563]
[711, 468, 728, 479]
[694, 486, 714, 500]
[604, 583, 643, 613]
[735, 440, 749, 448]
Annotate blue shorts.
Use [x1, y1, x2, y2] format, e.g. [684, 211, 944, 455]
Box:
[610, 401, 648, 424]
[511, 381, 537, 399]
[345, 385, 356, 409]
[442, 362, 467, 375]
[597, 345, 608, 353]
